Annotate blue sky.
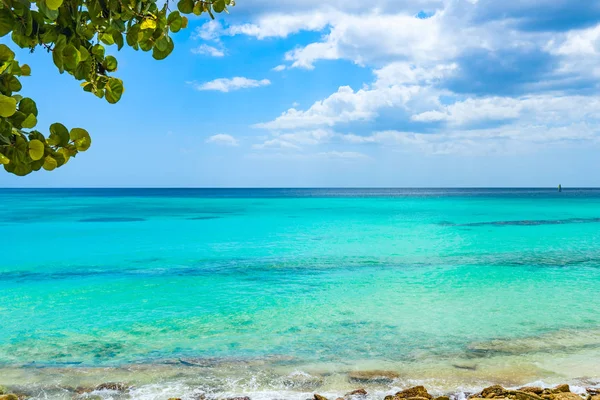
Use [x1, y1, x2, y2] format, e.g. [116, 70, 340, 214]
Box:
[3, 0, 600, 187]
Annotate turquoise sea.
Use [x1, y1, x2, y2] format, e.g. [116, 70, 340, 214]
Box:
[1, 188, 600, 399]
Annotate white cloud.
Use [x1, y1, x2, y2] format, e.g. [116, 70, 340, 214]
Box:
[225, 10, 334, 39]
[191, 77, 271, 92]
[231, 0, 444, 15]
[194, 20, 225, 41]
[550, 23, 600, 56]
[253, 129, 334, 149]
[255, 85, 421, 130]
[317, 151, 369, 159]
[340, 122, 600, 155]
[412, 95, 600, 126]
[285, 12, 455, 69]
[206, 134, 240, 146]
[372, 62, 457, 87]
[191, 44, 225, 57]
[246, 150, 369, 160]
[206, 1, 600, 159]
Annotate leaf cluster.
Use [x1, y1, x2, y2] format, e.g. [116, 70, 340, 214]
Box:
[0, 0, 233, 175]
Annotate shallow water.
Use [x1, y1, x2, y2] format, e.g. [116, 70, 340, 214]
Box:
[1, 188, 600, 399]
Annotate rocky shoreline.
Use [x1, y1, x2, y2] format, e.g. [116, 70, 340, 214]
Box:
[0, 382, 599, 400]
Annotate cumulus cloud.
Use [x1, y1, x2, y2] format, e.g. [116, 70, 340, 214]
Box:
[206, 134, 240, 146]
[255, 85, 422, 130]
[194, 20, 224, 41]
[412, 95, 600, 126]
[317, 151, 369, 159]
[286, 12, 456, 69]
[191, 44, 225, 57]
[253, 129, 334, 149]
[340, 122, 600, 155]
[211, 0, 600, 156]
[191, 77, 271, 92]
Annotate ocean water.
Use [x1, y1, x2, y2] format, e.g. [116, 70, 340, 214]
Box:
[1, 188, 600, 399]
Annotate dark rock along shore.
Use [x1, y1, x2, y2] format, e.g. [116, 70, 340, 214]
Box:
[0, 382, 599, 400]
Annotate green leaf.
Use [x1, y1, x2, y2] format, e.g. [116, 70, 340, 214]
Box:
[168, 11, 183, 32]
[13, 162, 32, 176]
[0, 44, 15, 62]
[0, 94, 17, 117]
[37, 1, 59, 20]
[112, 31, 124, 50]
[155, 35, 169, 51]
[177, 0, 194, 14]
[126, 24, 140, 47]
[213, 0, 226, 13]
[7, 75, 21, 92]
[181, 16, 188, 29]
[152, 36, 174, 60]
[53, 151, 66, 167]
[81, 82, 93, 92]
[52, 44, 64, 73]
[100, 33, 115, 45]
[91, 44, 105, 58]
[45, 0, 63, 11]
[62, 44, 80, 70]
[18, 98, 37, 116]
[28, 139, 44, 160]
[105, 78, 124, 104]
[20, 64, 31, 76]
[0, 153, 9, 165]
[48, 122, 70, 146]
[57, 147, 71, 164]
[70, 127, 91, 151]
[192, 1, 203, 15]
[43, 155, 57, 171]
[79, 46, 89, 62]
[21, 113, 37, 129]
[104, 56, 118, 72]
[0, 9, 14, 37]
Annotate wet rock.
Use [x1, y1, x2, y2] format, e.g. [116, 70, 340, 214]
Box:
[348, 370, 400, 384]
[550, 394, 581, 400]
[315, 394, 329, 400]
[226, 397, 250, 400]
[587, 389, 600, 396]
[554, 386, 571, 394]
[519, 388, 544, 395]
[481, 385, 508, 398]
[346, 389, 367, 397]
[435, 396, 450, 400]
[473, 388, 543, 400]
[95, 382, 129, 391]
[511, 390, 544, 400]
[336, 397, 345, 400]
[168, 398, 182, 400]
[0, 395, 19, 400]
[394, 386, 433, 400]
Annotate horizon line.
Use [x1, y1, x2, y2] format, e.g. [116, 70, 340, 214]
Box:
[0, 187, 595, 190]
